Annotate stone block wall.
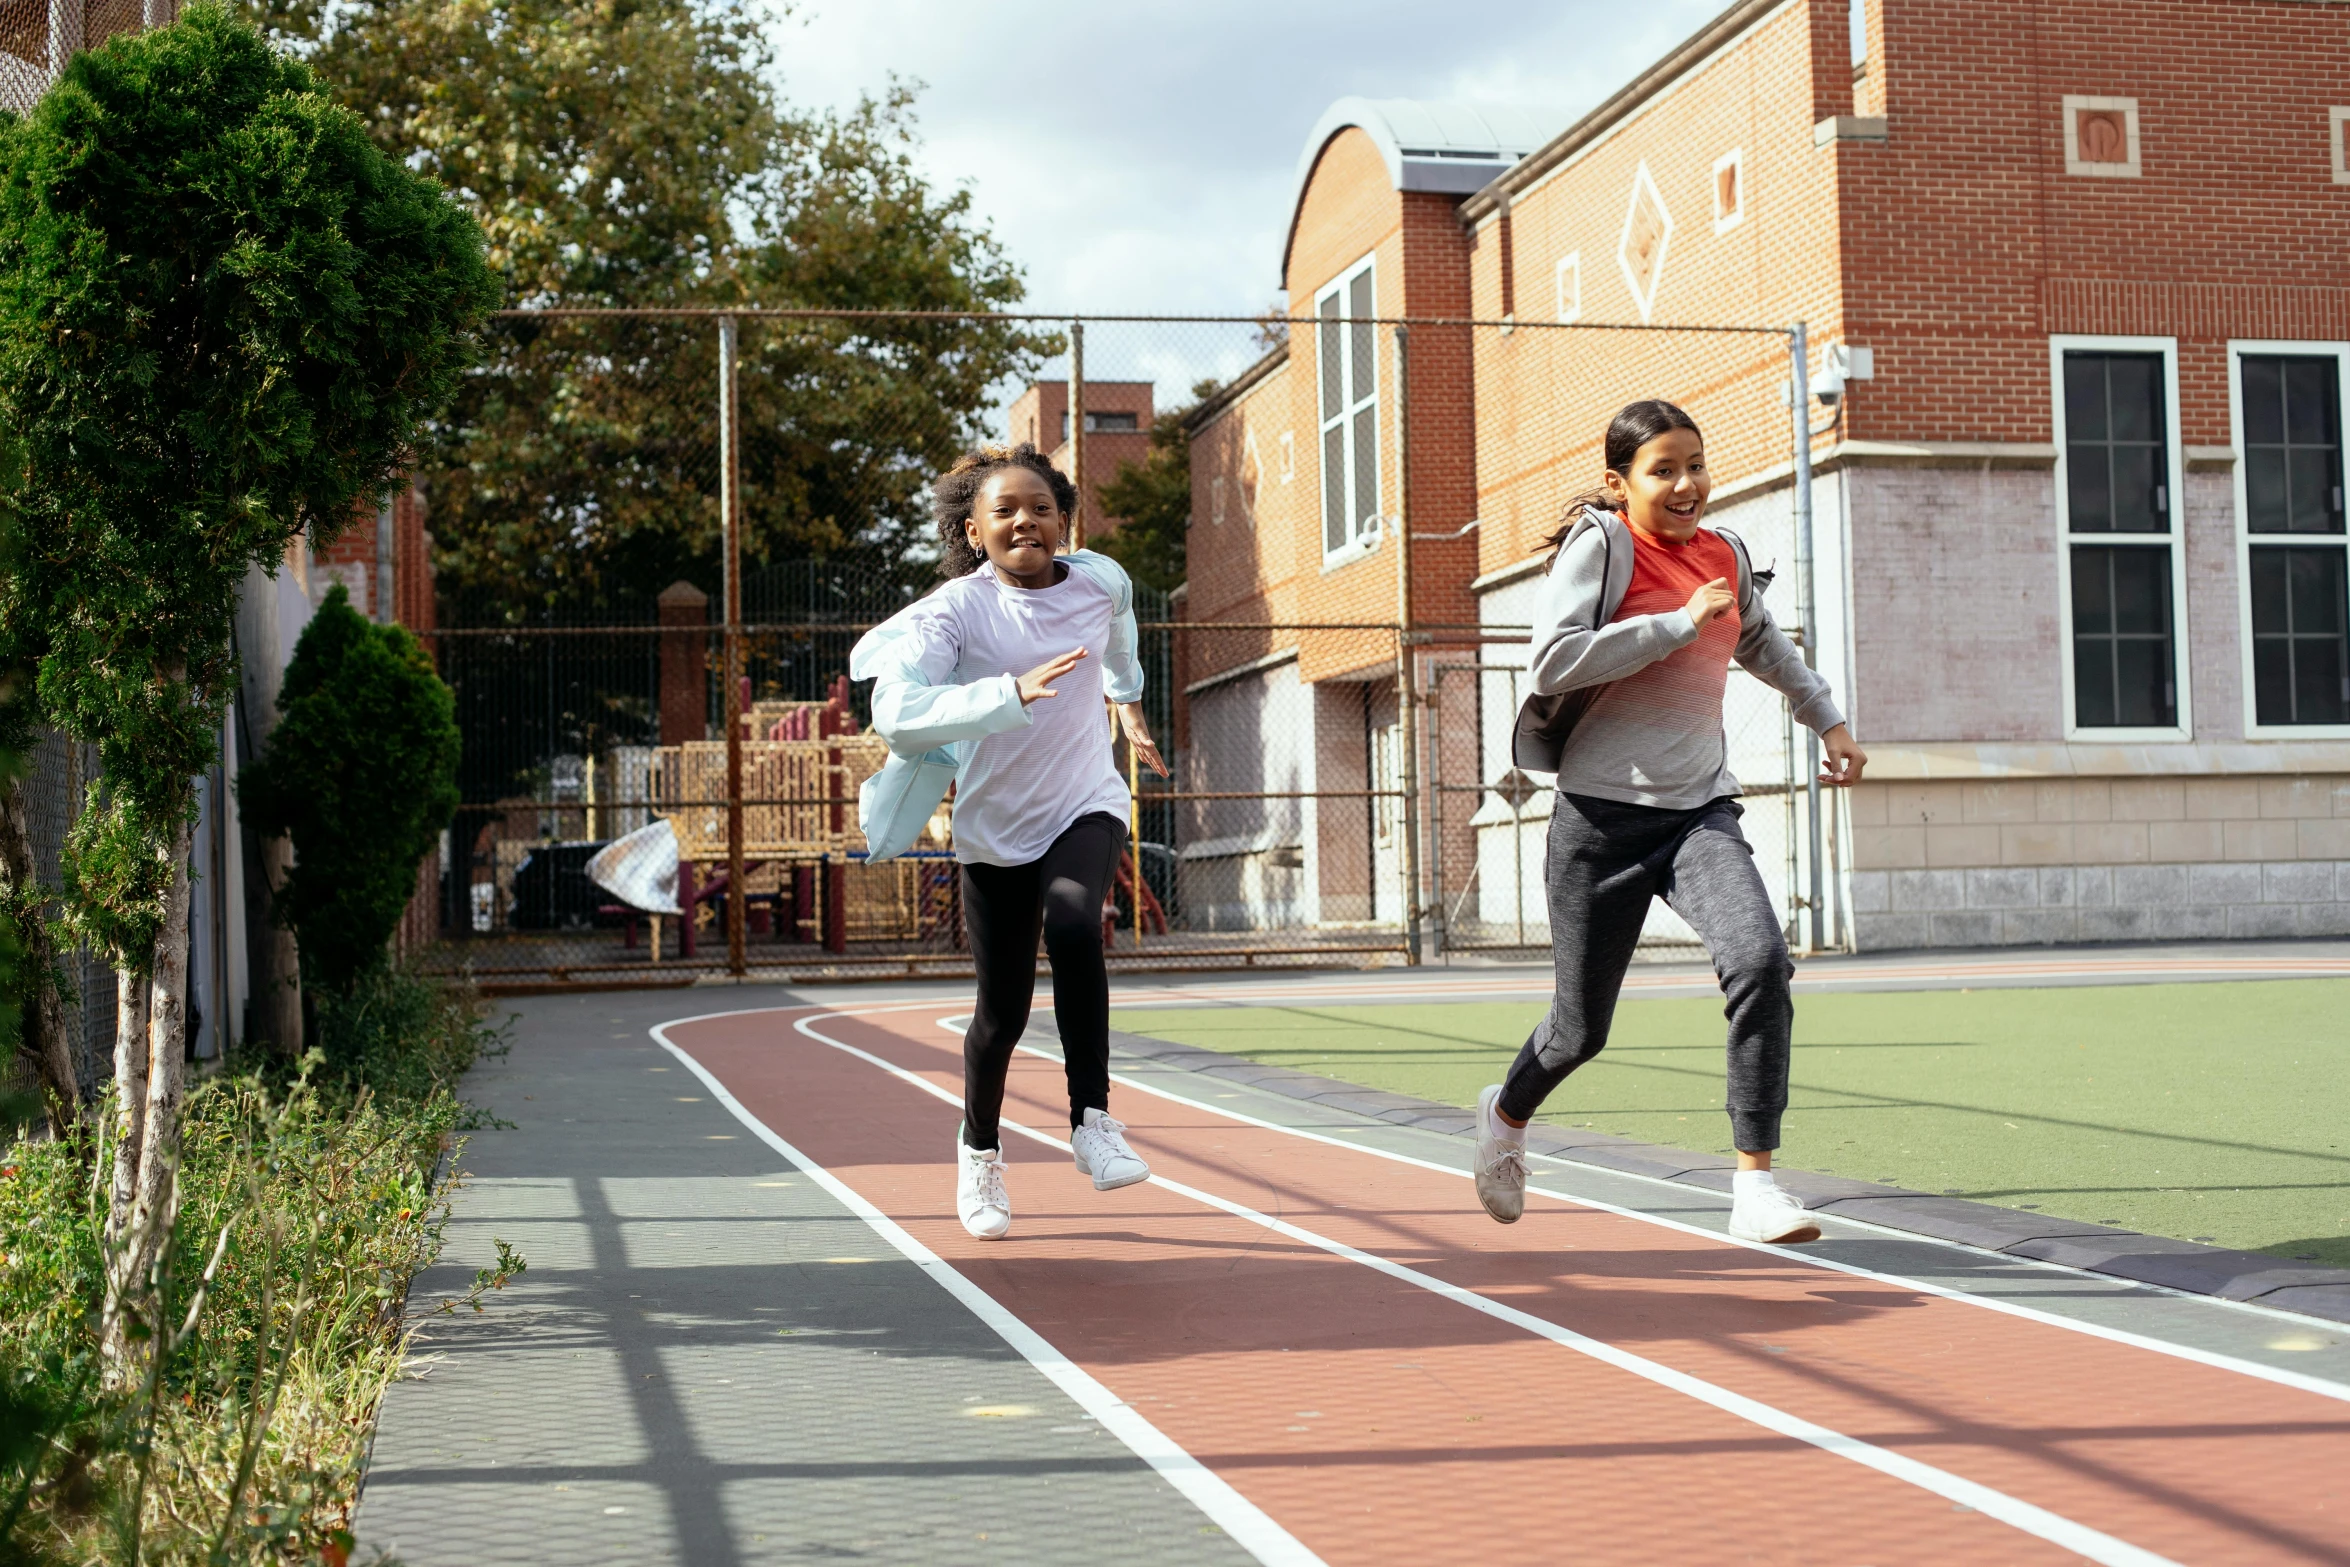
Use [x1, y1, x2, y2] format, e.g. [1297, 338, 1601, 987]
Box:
[1848, 774, 2350, 948]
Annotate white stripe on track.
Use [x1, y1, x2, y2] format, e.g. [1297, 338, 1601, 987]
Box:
[776, 1011, 2181, 1567]
[1050, 1040, 2350, 1401]
[662, 1000, 2350, 1398]
[648, 1021, 1327, 1567]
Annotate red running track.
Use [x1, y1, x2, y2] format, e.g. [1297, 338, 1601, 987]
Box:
[659, 1001, 2350, 1567]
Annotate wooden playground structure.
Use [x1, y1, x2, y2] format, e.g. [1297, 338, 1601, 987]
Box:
[634, 697, 957, 961]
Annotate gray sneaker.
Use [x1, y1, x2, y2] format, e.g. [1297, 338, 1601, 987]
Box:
[1474, 1085, 1527, 1224]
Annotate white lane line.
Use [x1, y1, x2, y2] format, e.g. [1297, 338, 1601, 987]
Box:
[672, 1002, 2350, 1396]
[782, 1012, 2178, 1567]
[1030, 1034, 2350, 1405]
[648, 1021, 1326, 1567]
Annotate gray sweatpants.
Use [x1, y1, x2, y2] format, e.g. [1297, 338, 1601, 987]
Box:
[1497, 792, 1794, 1150]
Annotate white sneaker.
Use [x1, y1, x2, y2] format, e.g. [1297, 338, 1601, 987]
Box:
[1069, 1108, 1150, 1191]
[956, 1137, 1011, 1240]
[1473, 1085, 1527, 1224]
[1728, 1174, 1821, 1244]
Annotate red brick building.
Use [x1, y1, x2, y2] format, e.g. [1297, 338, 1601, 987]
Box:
[1006, 379, 1155, 541]
[1191, 0, 2350, 951]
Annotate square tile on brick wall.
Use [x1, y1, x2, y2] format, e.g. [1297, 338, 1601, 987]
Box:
[1882, 782, 1962, 826]
[2184, 862, 2261, 904]
[1889, 869, 1964, 912]
[2080, 905, 2152, 942]
[1845, 786, 1887, 828]
[1963, 867, 2038, 909]
[2264, 861, 2334, 903]
[1856, 911, 1930, 951]
[1849, 870, 1889, 914]
[2002, 907, 2077, 945]
[2036, 867, 2076, 906]
[2113, 864, 2190, 906]
[2228, 903, 2300, 939]
[2074, 865, 2113, 905]
[1929, 910, 2002, 947]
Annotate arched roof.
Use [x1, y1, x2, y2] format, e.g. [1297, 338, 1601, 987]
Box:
[1280, 98, 1555, 282]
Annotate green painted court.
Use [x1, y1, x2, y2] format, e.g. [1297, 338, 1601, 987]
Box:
[1111, 976, 2350, 1267]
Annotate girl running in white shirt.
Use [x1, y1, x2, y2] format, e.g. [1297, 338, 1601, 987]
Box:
[854, 444, 1168, 1239]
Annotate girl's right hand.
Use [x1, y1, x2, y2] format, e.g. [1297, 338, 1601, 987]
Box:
[1685, 576, 1734, 631]
[1017, 647, 1087, 705]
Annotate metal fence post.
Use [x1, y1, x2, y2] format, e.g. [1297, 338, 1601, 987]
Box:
[1394, 323, 1423, 966]
[1790, 320, 1825, 955]
[1067, 318, 1086, 551]
[720, 314, 747, 978]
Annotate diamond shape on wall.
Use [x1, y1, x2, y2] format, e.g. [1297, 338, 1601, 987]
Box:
[1617, 161, 1675, 323]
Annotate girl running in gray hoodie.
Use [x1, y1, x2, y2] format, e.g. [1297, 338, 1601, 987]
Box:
[1473, 400, 1866, 1243]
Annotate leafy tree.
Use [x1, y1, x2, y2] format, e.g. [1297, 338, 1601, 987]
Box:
[246, 0, 1059, 620]
[240, 586, 460, 995]
[1095, 387, 1216, 596]
[0, 4, 496, 1372]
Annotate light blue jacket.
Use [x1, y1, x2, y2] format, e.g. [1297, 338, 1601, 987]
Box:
[850, 551, 1145, 862]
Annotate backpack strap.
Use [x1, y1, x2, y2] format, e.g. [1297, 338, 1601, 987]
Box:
[1713, 524, 1758, 612]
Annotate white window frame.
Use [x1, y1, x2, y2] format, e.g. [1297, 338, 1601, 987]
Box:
[2051, 334, 2192, 742]
[2229, 338, 2350, 739]
[1555, 251, 1582, 323]
[2331, 107, 2350, 185]
[1712, 147, 1746, 233]
[1315, 253, 1382, 569]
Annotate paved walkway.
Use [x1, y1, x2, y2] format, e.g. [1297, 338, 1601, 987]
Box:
[355, 951, 2350, 1564]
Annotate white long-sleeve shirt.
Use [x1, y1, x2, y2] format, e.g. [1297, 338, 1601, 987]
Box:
[857, 558, 1141, 867]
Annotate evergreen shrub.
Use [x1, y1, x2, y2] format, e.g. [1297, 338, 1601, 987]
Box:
[239, 585, 459, 994]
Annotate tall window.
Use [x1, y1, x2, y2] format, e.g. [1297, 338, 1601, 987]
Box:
[1316, 258, 1379, 559]
[2241, 351, 2349, 727]
[2061, 347, 2181, 731]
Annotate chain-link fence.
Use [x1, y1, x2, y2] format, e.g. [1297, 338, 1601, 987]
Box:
[405, 308, 1832, 988]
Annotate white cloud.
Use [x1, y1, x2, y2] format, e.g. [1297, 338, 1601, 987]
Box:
[776, 0, 1724, 316]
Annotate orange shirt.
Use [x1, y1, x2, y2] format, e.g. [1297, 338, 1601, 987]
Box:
[1609, 523, 1741, 726]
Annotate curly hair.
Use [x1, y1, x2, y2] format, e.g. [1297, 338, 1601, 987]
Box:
[930, 443, 1081, 578]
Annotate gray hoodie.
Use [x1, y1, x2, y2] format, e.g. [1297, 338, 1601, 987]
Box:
[1515, 507, 1844, 809]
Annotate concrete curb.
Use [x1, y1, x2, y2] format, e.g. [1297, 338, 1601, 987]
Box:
[1102, 1027, 2350, 1328]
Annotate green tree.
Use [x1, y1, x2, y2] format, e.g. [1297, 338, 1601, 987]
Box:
[0, 4, 496, 1372]
[239, 586, 461, 995]
[1095, 387, 1214, 596]
[248, 0, 1058, 619]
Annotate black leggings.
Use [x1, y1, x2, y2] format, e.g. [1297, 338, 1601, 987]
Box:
[958, 811, 1127, 1150]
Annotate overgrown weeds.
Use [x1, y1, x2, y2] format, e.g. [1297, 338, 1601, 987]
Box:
[0, 970, 517, 1565]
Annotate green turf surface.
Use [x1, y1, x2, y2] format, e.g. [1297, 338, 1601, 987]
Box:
[1110, 979, 2350, 1266]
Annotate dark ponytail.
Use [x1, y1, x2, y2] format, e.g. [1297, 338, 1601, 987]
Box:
[1545, 399, 1705, 549]
[930, 442, 1081, 579]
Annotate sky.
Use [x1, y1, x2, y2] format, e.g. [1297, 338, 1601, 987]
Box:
[775, 0, 1732, 320]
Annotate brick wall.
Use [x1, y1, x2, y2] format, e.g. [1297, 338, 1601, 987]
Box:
[1466, 0, 1846, 579]
[1841, 0, 2350, 451]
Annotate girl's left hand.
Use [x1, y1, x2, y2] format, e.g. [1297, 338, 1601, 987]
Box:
[1819, 723, 1868, 786]
[1116, 702, 1170, 778]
